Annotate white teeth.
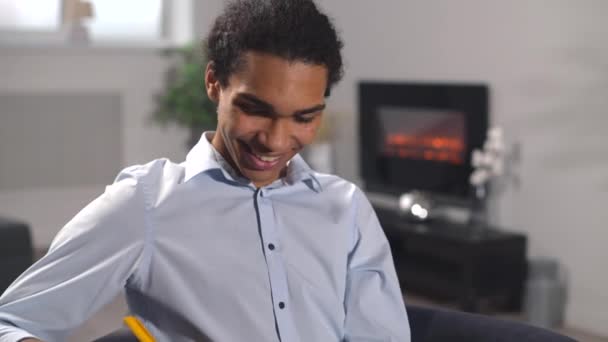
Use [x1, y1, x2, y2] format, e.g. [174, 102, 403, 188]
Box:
[255, 153, 279, 162]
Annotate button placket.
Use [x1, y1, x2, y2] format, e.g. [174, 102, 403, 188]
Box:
[254, 189, 300, 342]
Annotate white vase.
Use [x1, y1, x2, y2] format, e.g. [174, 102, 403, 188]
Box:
[469, 182, 489, 228]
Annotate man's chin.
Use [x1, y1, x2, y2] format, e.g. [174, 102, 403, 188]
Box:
[241, 168, 282, 187]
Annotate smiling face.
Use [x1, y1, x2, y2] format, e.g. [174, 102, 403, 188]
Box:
[206, 52, 328, 188]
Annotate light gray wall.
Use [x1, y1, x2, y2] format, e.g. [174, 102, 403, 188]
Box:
[0, 93, 122, 190]
[0, 47, 188, 246]
[313, 0, 608, 336]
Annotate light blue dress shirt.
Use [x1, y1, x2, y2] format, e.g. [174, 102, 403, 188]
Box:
[0, 132, 410, 342]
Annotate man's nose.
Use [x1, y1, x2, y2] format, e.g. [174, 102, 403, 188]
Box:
[259, 118, 291, 152]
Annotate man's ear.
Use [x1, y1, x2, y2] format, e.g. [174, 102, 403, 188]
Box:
[205, 62, 221, 103]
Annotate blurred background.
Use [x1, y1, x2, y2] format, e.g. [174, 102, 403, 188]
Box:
[0, 0, 606, 341]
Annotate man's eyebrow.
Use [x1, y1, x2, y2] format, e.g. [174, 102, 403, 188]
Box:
[234, 93, 274, 112]
[294, 103, 326, 116]
[234, 93, 325, 116]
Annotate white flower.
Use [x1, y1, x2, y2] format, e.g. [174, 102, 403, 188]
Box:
[470, 126, 506, 185]
[470, 168, 490, 186]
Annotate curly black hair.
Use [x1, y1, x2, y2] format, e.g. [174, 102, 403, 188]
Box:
[206, 0, 344, 96]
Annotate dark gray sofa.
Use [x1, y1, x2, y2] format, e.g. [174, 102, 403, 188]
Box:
[0, 217, 33, 295]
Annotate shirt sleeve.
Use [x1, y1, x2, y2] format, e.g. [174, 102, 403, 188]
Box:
[0, 168, 151, 342]
[343, 189, 411, 342]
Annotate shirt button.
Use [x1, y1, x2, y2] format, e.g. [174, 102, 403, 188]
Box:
[268, 243, 275, 251]
[278, 302, 285, 309]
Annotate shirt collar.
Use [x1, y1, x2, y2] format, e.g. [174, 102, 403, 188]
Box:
[184, 131, 322, 192]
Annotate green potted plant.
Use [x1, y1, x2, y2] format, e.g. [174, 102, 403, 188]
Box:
[153, 43, 217, 148]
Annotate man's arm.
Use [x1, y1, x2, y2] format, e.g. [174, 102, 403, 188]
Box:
[0, 169, 150, 342]
[343, 189, 411, 342]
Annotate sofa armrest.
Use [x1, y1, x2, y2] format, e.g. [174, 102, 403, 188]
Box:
[407, 305, 577, 342]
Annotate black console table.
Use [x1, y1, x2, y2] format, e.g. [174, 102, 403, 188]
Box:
[374, 207, 527, 313]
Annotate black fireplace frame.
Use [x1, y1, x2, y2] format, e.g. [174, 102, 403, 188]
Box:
[359, 81, 489, 199]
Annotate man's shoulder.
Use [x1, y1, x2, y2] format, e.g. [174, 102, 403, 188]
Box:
[113, 158, 186, 190]
[311, 172, 365, 199]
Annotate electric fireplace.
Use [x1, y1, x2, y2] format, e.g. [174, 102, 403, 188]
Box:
[359, 82, 489, 199]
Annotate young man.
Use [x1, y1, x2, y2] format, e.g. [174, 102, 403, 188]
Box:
[0, 1, 410, 341]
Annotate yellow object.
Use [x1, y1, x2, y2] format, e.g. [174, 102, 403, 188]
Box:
[123, 316, 155, 342]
